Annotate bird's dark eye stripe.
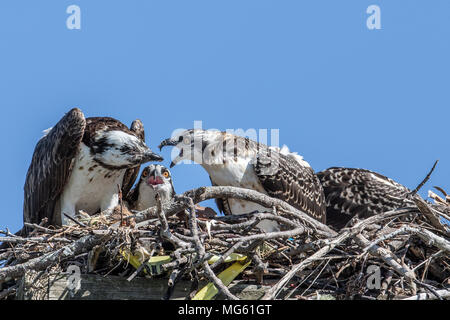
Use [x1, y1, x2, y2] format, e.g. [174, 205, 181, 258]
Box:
[178, 136, 183, 142]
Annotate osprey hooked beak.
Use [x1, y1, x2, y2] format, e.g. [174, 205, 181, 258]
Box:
[158, 137, 185, 168]
[158, 137, 179, 149]
[143, 149, 164, 163]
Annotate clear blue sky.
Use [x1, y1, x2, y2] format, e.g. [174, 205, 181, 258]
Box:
[0, 1, 449, 232]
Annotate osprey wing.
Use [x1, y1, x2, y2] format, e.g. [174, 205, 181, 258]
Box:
[317, 167, 411, 229]
[23, 108, 86, 228]
[255, 151, 326, 223]
[122, 119, 145, 198]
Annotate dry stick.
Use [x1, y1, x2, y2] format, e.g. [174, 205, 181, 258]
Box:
[299, 258, 330, 297]
[23, 223, 62, 234]
[63, 213, 88, 228]
[225, 227, 306, 243]
[207, 213, 302, 230]
[0, 284, 17, 300]
[288, 208, 419, 258]
[186, 197, 239, 300]
[285, 259, 327, 300]
[413, 197, 449, 234]
[400, 226, 450, 252]
[354, 234, 417, 293]
[363, 226, 450, 254]
[0, 232, 111, 283]
[0, 236, 72, 244]
[188, 186, 336, 236]
[380, 270, 394, 296]
[411, 250, 443, 272]
[402, 288, 450, 300]
[431, 206, 450, 222]
[200, 218, 259, 232]
[410, 160, 438, 196]
[261, 207, 418, 300]
[155, 194, 189, 249]
[414, 279, 444, 300]
[261, 229, 353, 300]
[161, 257, 189, 272]
[0, 229, 18, 237]
[131, 186, 337, 237]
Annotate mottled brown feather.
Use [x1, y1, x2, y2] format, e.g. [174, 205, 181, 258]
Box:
[122, 119, 145, 197]
[23, 110, 146, 233]
[255, 151, 326, 223]
[317, 167, 411, 229]
[23, 108, 86, 230]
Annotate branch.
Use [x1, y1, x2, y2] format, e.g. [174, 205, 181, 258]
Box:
[186, 197, 239, 300]
[132, 186, 337, 237]
[410, 160, 438, 196]
[261, 207, 419, 300]
[354, 234, 417, 290]
[0, 232, 111, 284]
[402, 288, 450, 300]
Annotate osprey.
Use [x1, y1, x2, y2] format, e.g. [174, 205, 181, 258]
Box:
[317, 167, 412, 229]
[159, 129, 326, 231]
[23, 108, 163, 231]
[126, 164, 176, 211]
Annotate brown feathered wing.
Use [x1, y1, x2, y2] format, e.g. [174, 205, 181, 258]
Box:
[23, 108, 86, 228]
[122, 119, 146, 198]
[317, 167, 411, 229]
[254, 151, 326, 224]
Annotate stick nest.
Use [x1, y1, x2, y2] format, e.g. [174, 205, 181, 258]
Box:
[1, 186, 449, 300]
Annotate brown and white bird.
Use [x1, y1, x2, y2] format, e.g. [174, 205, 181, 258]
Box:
[126, 164, 176, 211]
[159, 129, 326, 231]
[22, 108, 163, 232]
[317, 167, 413, 230]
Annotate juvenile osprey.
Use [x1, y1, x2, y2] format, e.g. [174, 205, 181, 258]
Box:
[126, 164, 176, 211]
[23, 108, 163, 231]
[159, 129, 326, 231]
[317, 167, 411, 229]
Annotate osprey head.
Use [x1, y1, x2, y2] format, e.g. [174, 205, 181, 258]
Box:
[136, 164, 175, 207]
[159, 129, 227, 168]
[140, 164, 173, 190]
[92, 130, 163, 169]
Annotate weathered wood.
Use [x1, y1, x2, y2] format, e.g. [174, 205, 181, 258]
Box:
[16, 272, 273, 300]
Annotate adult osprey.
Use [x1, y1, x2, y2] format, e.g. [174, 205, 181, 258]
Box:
[159, 129, 326, 231]
[23, 108, 163, 231]
[126, 164, 176, 211]
[317, 167, 412, 229]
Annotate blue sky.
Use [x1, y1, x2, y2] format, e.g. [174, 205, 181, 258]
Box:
[0, 1, 449, 232]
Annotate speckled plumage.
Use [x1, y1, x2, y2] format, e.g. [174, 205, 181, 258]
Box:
[23, 108, 162, 232]
[126, 164, 175, 211]
[317, 167, 411, 229]
[159, 129, 326, 230]
[255, 151, 326, 223]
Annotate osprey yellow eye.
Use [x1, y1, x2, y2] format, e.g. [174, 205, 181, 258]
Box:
[162, 171, 169, 178]
[183, 137, 190, 145]
[142, 170, 148, 178]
